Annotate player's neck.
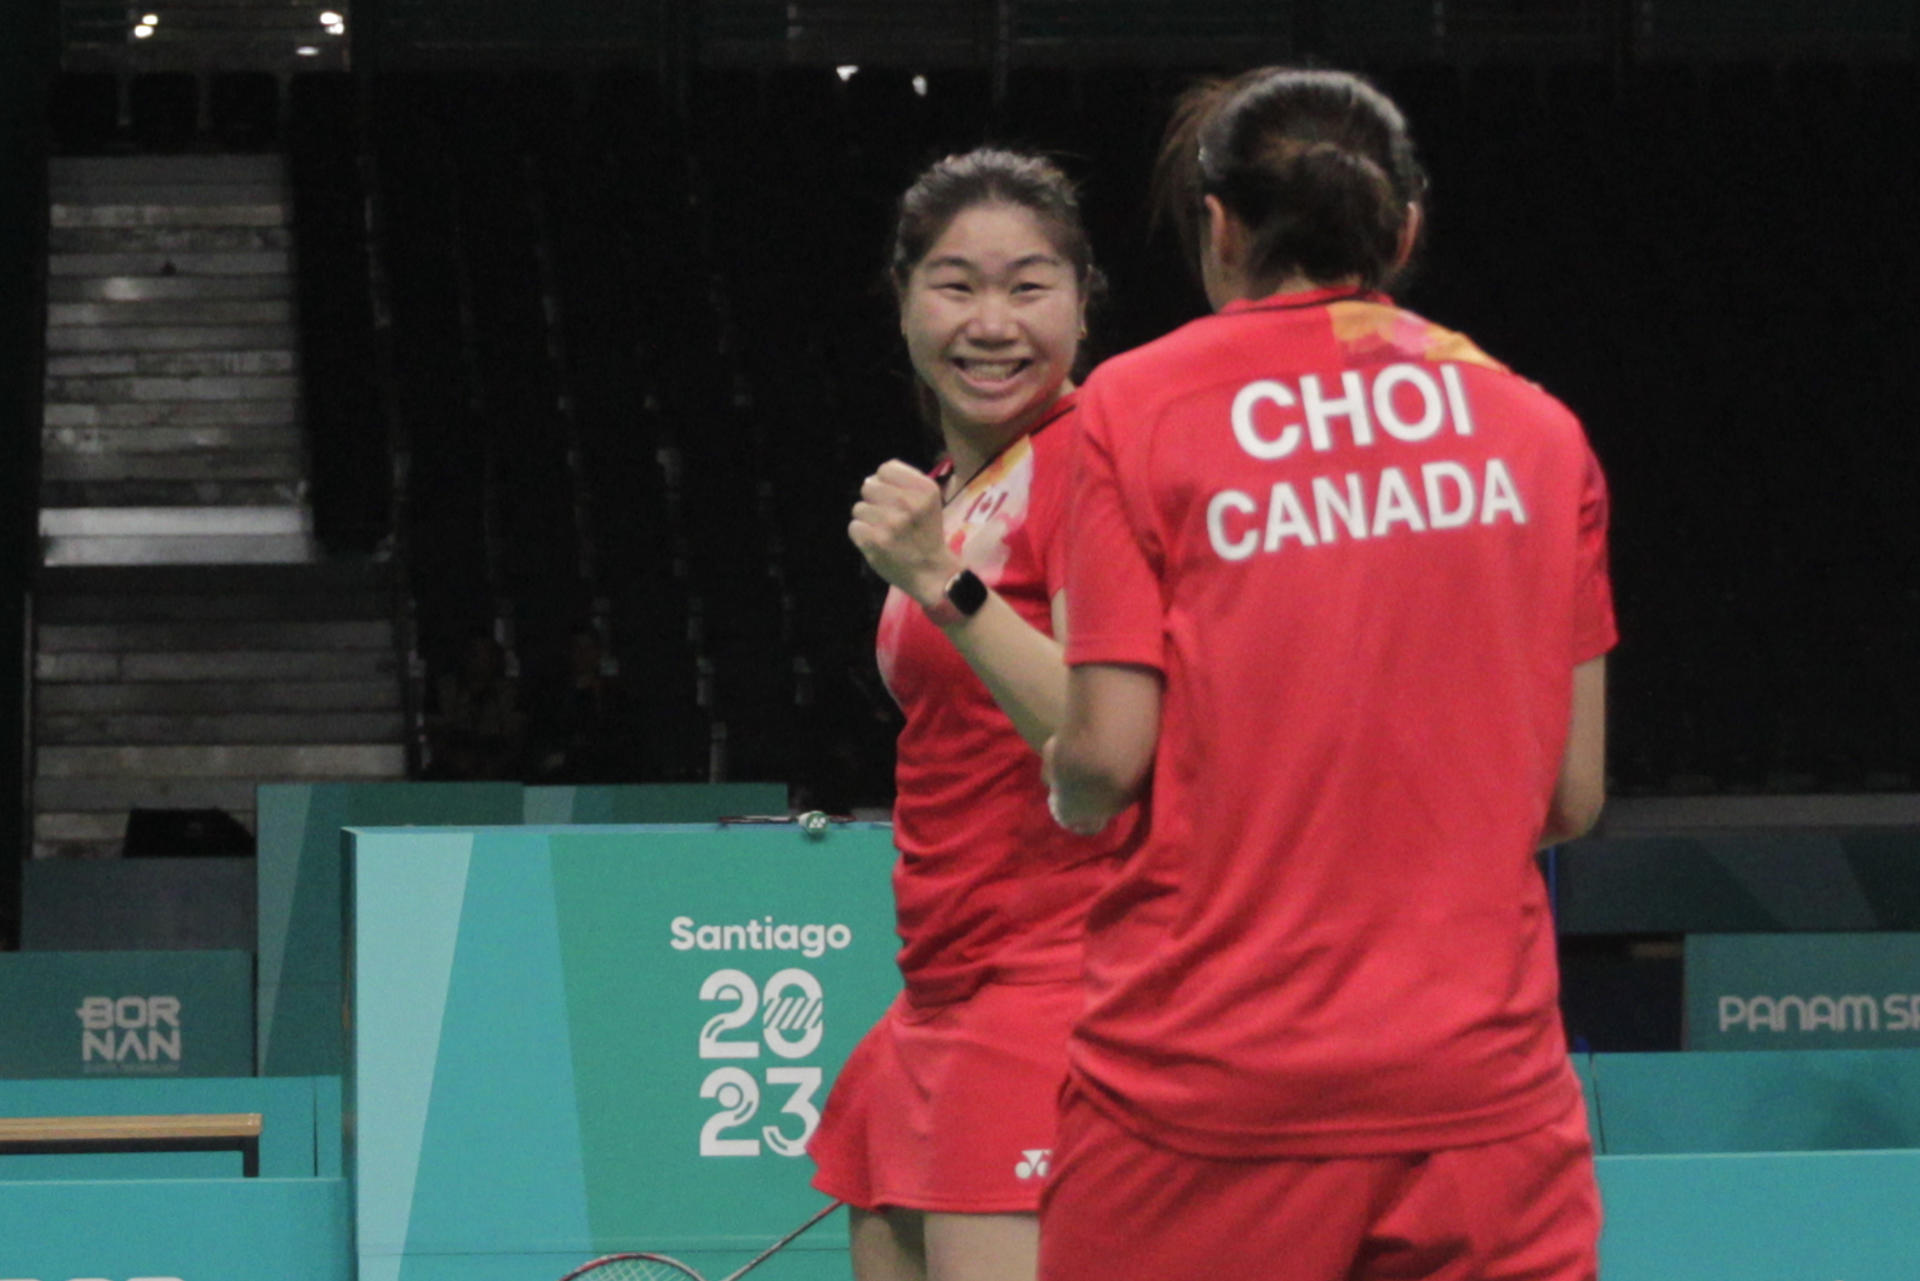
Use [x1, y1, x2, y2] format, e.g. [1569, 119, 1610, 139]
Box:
[941, 431, 1009, 497]
[939, 411, 1037, 492]
[1253, 272, 1364, 302]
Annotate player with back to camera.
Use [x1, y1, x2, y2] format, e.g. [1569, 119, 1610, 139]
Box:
[1041, 68, 1615, 1280]
[807, 148, 1130, 1281]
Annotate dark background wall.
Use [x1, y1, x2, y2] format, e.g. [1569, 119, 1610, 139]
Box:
[0, 0, 55, 938]
[321, 55, 1918, 806]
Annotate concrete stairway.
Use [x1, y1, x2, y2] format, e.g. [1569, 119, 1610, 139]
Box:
[32, 152, 407, 860]
[43, 152, 312, 566]
[31, 564, 407, 860]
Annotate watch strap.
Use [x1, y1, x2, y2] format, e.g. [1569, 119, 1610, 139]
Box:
[922, 569, 988, 627]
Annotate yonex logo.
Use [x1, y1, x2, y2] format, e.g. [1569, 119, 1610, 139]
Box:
[1015, 1149, 1051, 1180]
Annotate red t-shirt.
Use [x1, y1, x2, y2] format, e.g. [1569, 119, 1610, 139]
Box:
[879, 394, 1125, 1004]
[1063, 291, 1617, 1157]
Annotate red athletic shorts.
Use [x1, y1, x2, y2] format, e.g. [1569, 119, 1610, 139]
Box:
[1040, 1082, 1600, 1281]
[808, 980, 1082, 1213]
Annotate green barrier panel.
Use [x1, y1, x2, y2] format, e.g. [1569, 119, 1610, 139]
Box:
[0, 1076, 325, 1179]
[1596, 1150, 1920, 1278]
[1555, 830, 1920, 935]
[347, 824, 899, 1280]
[1570, 1052, 1600, 1145]
[0, 1177, 349, 1281]
[257, 979, 349, 1079]
[21, 856, 255, 951]
[1685, 933, 1920, 1050]
[1591, 1050, 1920, 1154]
[259, 784, 790, 1076]
[256, 783, 522, 1076]
[1, 1149, 241, 1181]
[522, 783, 789, 825]
[0, 951, 252, 1079]
[315, 1073, 344, 1177]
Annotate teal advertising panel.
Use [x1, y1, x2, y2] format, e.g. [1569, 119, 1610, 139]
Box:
[259, 783, 788, 1076]
[347, 823, 900, 1281]
[522, 783, 789, 825]
[1685, 932, 1920, 1050]
[0, 951, 252, 1078]
[1590, 1050, 1920, 1155]
[256, 782, 522, 1075]
[0, 1177, 348, 1281]
[21, 857, 255, 951]
[1570, 1051, 1597, 1140]
[1597, 1150, 1920, 1279]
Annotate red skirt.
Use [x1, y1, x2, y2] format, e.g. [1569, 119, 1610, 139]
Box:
[808, 980, 1083, 1213]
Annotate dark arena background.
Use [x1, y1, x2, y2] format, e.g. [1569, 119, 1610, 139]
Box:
[0, 1, 1916, 1277]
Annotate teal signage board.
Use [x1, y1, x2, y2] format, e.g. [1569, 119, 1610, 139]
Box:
[1590, 1049, 1920, 1155]
[0, 1177, 348, 1281]
[22, 856, 254, 951]
[1596, 1150, 1920, 1279]
[0, 950, 252, 1078]
[346, 823, 900, 1281]
[1570, 1051, 1597, 1134]
[522, 782, 789, 825]
[256, 782, 524, 1076]
[1685, 932, 1920, 1050]
[259, 783, 790, 1076]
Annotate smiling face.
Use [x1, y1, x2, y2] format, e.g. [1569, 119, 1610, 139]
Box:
[900, 202, 1084, 449]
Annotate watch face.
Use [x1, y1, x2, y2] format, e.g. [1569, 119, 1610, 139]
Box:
[949, 569, 989, 616]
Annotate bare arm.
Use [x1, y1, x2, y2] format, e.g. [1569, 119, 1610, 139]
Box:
[850, 460, 1069, 749]
[939, 590, 1070, 750]
[1540, 655, 1607, 846]
[1044, 662, 1163, 835]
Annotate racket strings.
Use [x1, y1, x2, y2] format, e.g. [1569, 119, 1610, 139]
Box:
[570, 1254, 704, 1281]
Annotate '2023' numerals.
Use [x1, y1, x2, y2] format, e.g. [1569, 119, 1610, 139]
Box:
[698, 967, 825, 1158]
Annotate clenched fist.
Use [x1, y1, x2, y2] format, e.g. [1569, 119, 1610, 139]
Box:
[850, 460, 964, 608]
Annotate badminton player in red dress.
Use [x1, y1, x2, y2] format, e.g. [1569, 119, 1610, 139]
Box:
[1042, 69, 1613, 1280]
[809, 149, 1128, 1281]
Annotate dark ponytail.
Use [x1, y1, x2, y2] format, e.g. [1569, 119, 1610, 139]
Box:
[1155, 68, 1427, 293]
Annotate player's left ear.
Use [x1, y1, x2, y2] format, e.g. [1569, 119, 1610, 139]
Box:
[1203, 195, 1240, 272]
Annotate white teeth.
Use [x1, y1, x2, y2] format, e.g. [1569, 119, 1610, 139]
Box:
[960, 360, 1023, 381]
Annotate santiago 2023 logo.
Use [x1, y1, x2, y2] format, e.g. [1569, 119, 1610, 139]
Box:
[671, 914, 853, 1159]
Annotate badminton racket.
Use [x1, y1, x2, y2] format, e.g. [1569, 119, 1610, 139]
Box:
[556, 1200, 844, 1281]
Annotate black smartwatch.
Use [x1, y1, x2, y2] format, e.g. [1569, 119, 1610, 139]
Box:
[924, 568, 989, 626]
